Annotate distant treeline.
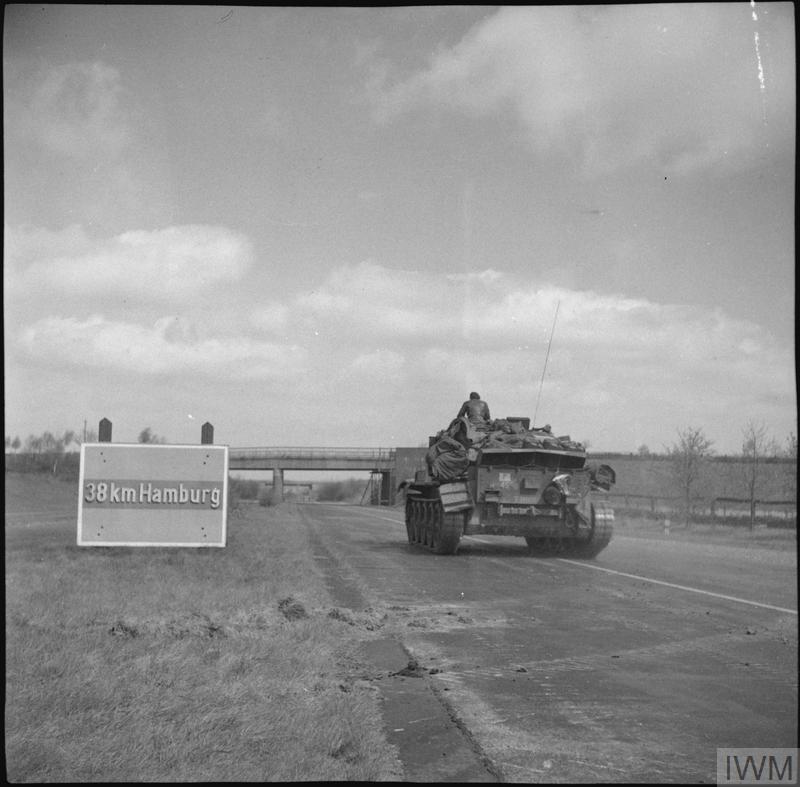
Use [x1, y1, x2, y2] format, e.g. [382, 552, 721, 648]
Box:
[596, 454, 796, 501]
[591, 452, 797, 464]
[5, 451, 81, 479]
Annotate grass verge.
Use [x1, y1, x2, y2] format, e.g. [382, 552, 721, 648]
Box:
[612, 510, 797, 551]
[5, 474, 402, 782]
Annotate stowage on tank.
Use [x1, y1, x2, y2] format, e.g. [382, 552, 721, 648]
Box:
[401, 414, 616, 556]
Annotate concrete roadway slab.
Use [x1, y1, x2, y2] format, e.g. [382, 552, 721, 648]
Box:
[300, 505, 797, 783]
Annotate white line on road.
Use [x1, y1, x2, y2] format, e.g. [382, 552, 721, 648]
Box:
[344, 515, 797, 615]
[555, 558, 797, 615]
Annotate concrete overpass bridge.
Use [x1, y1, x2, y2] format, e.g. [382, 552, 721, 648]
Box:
[229, 446, 400, 504]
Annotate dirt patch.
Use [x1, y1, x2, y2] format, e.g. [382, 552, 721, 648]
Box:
[278, 596, 309, 621]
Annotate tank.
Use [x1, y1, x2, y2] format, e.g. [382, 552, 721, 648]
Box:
[401, 415, 615, 556]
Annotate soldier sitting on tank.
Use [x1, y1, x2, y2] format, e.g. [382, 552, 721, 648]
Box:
[456, 392, 491, 427]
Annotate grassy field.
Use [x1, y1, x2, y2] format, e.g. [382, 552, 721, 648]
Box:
[4, 473, 402, 782]
[610, 508, 797, 551]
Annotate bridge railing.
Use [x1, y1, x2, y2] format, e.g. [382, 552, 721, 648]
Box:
[229, 447, 396, 462]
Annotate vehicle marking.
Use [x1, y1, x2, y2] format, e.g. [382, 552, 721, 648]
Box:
[555, 558, 797, 615]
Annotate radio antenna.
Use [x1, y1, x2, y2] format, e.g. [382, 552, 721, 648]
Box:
[533, 299, 560, 427]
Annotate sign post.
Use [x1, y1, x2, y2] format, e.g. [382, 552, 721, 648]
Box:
[77, 443, 228, 547]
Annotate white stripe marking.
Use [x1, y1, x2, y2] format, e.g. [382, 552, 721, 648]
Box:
[345, 513, 797, 615]
[556, 558, 797, 615]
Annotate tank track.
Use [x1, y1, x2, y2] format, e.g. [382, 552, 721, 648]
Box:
[405, 496, 464, 555]
[526, 501, 614, 558]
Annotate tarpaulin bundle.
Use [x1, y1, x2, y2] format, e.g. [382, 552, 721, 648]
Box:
[425, 436, 470, 482]
[426, 417, 585, 480]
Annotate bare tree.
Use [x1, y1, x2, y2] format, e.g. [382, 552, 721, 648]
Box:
[781, 431, 797, 504]
[785, 432, 798, 459]
[138, 427, 166, 444]
[77, 427, 98, 444]
[12, 436, 21, 453]
[21, 430, 69, 473]
[666, 426, 714, 527]
[740, 421, 779, 530]
[24, 434, 43, 453]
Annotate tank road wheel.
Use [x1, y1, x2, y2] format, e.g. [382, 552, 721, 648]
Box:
[405, 498, 415, 544]
[406, 496, 463, 554]
[417, 500, 429, 547]
[428, 502, 445, 553]
[413, 500, 423, 544]
[423, 500, 436, 549]
[408, 499, 421, 544]
[435, 510, 464, 555]
[567, 502, 614, 558]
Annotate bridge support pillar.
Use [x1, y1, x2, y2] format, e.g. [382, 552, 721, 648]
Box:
[380, 471, 394, 506]
[273, 468, 284, 503]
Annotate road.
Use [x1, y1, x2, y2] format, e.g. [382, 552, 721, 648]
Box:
[296, 502, 797, 782]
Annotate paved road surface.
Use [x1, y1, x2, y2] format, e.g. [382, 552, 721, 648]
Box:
[298, 503, 797, 783]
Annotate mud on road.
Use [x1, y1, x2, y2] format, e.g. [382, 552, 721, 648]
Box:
[299, 503, 798, 783]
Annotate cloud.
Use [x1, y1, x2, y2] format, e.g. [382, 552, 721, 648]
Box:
[250, 303, 290, 334]
[19, 314, 308, 380]
[8, 242, 794, 451]
[286, 262, 788, 368]
[272, 262, 795, 433]
[11, 61, 131, 160]
[296, 261, 483, 341]
[368, 5, 795, 175]
[6, 224, 254, 301]
[349, 349, 405, 380]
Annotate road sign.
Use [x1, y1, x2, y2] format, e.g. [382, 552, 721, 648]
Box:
[78, 443, 228, 547]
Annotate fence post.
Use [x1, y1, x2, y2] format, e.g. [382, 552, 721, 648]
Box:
[201, 422, 214, 445]
[98, 418, 112, 443]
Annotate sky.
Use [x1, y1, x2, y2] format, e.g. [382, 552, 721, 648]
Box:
[3, 3, 796, 455]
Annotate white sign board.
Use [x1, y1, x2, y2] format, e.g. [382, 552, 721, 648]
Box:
[78, 443, 228, 547]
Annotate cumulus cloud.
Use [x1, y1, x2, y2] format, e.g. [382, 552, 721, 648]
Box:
[296, 261, 485, 341]
[275, 262, 795, 432]
[286, 262, 787, 359]
[368, 4, 795, 175]
[20, 314, 308, 380]
[6, 224, 254, 301]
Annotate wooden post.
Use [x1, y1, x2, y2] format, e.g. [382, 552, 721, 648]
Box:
[98, 418, 112, 443]
[201, 422, 214, 445]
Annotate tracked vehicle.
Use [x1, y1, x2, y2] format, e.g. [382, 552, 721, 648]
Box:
[402, 416, 615, 556]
